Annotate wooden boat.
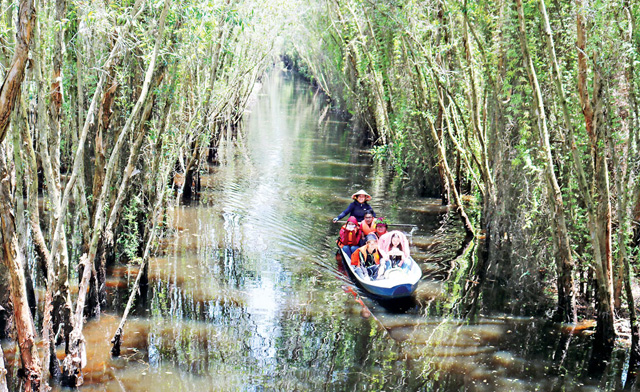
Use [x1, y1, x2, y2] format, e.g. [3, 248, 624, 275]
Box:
[338, 245, 422, 299]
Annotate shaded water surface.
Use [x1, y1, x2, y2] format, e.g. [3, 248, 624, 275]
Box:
[2, 71, 621, 391]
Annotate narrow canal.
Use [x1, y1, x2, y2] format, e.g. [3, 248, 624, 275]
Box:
[7, 69, 616, 391]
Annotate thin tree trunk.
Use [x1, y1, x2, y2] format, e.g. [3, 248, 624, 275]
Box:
[18, 97, 49, 276]
[574, 0, 616, 350]
[606, 5, 639, 377]
[0, 0, 36, 142]
[0, 148, 41, 392]
[436, 108, 450, 205]
[461, 0, 491, 200]
[18, 96, 60, 390]
[48, 0, 144, 276]
[619, 1, 640, 379]
[105, 65, 165, 243]
[100, 87, 157, 306]
[89, 77, 119, 312]
[62, 1, 169, 384]
[407, 35, 474, 237]
[111, 172, 171, 356]
[11, 114, 26, 261]
[426, 115, 475, 238]
[0, 0, 39, 389]
[538, 0, 615, 331]
[72, 23, 91, 255]
[91, 78, 118, 221]
[593, 60, 614, 310]
[516, 0, 576, 323]
[55, 2, 145, 387]
[112, 117, 176, 356]
[0, 345, 7, 392]
[33, 14, 74, 371]
[48, 0, 67, 194]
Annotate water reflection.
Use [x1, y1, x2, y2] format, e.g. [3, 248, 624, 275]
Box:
[1, 70, 621, 391]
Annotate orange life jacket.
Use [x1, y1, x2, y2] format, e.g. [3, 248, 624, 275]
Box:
[361, 219, 377, 235]
[350, 245, 381, 267]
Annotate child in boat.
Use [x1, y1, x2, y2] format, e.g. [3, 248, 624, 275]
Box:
[333, 190, 375, 223]
[337, 216, 362, 259]
[377, 231, 412, 277]
[351, 234, 381, 281]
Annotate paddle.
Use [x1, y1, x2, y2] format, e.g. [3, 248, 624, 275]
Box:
[387, 223, 418, 228]
[332, 220, 418, 228]
[332, 220, 418, 239]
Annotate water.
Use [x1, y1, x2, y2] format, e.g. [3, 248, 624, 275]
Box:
[1, 70, 624, 391]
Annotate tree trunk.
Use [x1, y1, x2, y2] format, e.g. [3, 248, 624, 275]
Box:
[461, 0, 492, 201]
[62, 0, 169, 384]
[436, 99, 450, 205]
[17, 97, 49, 282]
[0, 269, 11, 340]
[11, 106, 36, 322]
[47, 0, 67, 198]
[0, 0, 36, 142]
[91, 78, 118, 221]
[112, 99, 176, 356]
[32, 14, 75, 373]
[574, 0, 616, 351]
[99, 88, 157, 308]
[576, 2, 610, 292]
[0, 345, 7, 392]
[0, 149, 41, 392]
[426, 113, 475, 238]
[0, 0, 39, 389]
[73, 23, 91, 256]
[516, 0, 576, 323]
[608, 7, 638, 379]
[17, 96, 61, 390]
[538, 0, 616, 332]
[105, 69, 163, 242]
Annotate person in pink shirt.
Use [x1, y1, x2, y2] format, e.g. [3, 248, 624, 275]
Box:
[377, 230, 412, 276]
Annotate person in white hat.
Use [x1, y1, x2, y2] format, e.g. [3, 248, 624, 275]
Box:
[332, 189, 375, 223]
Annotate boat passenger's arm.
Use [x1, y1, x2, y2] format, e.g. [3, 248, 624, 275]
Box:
[378, 260, 387, 276]
[335, 203, 354, 221]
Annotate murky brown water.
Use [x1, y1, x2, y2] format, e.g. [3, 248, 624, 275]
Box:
[2, 70, 625, 391]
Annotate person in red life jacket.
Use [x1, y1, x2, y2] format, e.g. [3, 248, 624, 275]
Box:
[351, 234, 381, 280]
[337, 216, 362, 259]
[360, 211, 377, 236]
[373, 218, 388, 239]
[332, 190, 375, 223]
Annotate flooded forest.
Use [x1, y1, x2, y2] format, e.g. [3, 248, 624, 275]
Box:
[0, 0, 639, 390]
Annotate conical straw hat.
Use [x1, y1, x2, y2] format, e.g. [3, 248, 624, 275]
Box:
[351, 190, 372, 201]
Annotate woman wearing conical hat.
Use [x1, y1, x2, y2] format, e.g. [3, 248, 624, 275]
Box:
[332, 189, 375, 223]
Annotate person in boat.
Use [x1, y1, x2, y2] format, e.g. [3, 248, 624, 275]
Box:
[373, 218, 388, 239]
[337, 216, 362, 259]
[378, 230, 412, 276]
[360, 211, 377, 236]
[332, 190, 375, 223]
[351, 234, 381, 281]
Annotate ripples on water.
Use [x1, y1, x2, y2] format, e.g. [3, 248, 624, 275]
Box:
[1, 71, 623, 391]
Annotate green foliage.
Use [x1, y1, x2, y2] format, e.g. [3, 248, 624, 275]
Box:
[117, 194, 144, 262]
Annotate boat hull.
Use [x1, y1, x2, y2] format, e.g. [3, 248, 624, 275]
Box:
[339, 246, 421, 299]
